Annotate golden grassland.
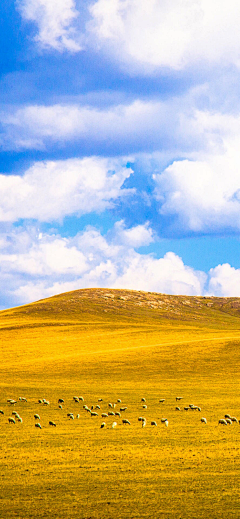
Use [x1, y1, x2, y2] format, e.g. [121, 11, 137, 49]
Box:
[1, 288, 240, 518]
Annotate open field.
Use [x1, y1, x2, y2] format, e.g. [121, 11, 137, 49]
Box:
[1, 288, 240, 518]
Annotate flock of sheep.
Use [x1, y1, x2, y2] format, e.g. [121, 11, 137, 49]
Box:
[1, 394, 238, 430]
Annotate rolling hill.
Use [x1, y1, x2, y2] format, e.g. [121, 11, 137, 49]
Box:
[1, 288, 240, 518]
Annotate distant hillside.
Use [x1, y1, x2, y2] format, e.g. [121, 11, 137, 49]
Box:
[1, 288, 240, 329]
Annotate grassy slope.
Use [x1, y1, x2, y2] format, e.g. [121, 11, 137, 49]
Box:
[1, 288, 240, 518]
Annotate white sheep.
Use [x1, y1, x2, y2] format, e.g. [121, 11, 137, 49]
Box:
[8, 417, 15, 424]
[122, 419, 131, 425]
[218, 419, 227, 425]
[112, 422, 117, 428]
[100, 422, 106, 428]
[201, 417, 207, 424]
[151, 421, 157, 426]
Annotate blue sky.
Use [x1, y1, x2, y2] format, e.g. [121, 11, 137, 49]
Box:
[1, 0, 240, 308]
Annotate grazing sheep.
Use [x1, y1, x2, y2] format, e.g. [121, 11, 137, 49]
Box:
[175, 407, 181, 411]
[117, 399, 121, 403]
[218, 419, 227, 425]
[17, 416, 23, 423]
[34, 414, 40, 420]
[19, 397, 27, 402]
[201, 417, 207, 424]
[96, 405, 101, 410]
[122, 419, 131, 425]
[151, 421, 157, 426]
[78, 397, 84, 401]
[100, 422, 106, 428]
[35, 423, 42, 429]
[59, 405, 62, 409]
[58, 398, 64, 404]
[159, 399, 165, 403]
[9, 400, 17, 405]
[108, 403, 113, 408]
[101, 413, 108, 418]
[142, 420, 146, 428]
[90, 412, 98, 417]
[176, 397, 183, 401]
[112, 422, 117, 428]
[226, 418, 232, 425]
[8, 417, 15, 424]
[115, 412, 121, 417]
[98, 398, 103, 402]
[141, 398, 146, 402]
[49, 421, 56, 427]
[0, 410, 4, 415]
[67, 413, 74, 419]
[161, 418, 168, 427]
[73, 397, 79, 403]
[230, 416, 238, 423]
[142, 405, 147, 409]
[184, 407, 189, 411]
[43, 401, 50, 406]
[108, 411, 115, 416]
[38, 399, 43, 404]
[225, 414, 232, 420]
[76, 414, 80, 419]
[198, 407, 201, 412]
[12, 411, 18, 416]
[120, 407, 127, 412]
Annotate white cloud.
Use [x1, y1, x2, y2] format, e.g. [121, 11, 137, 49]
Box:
[208, 264, 240, 297]
[0, 95, 222, 154]
[0, 99, 182, 151]
[0, 156, 132, 222]
[0, 223, 206, 306]
[88, 0, 240, 72]
[17, 0, 240, 73]
[112, 220, 154, 248]
[17, 0, 82, 52]
[154, 124, 240, 233]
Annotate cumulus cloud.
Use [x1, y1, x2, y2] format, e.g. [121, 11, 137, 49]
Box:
[0, 223, 206, 307]
[0, 99, 191, 152]
[17, 0, 82, 52]
[0, 95, 226, 154]
[0, 156, 132, 222]
[89, 0, 240, 73]
[153, 123, 240, 233]
[208, 264, 240, 297]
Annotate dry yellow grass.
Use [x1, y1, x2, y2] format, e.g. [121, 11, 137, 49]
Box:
[1, 288, 240, 518]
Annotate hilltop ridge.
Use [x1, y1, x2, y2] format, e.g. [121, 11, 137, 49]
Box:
[2, 288, 240, 324]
